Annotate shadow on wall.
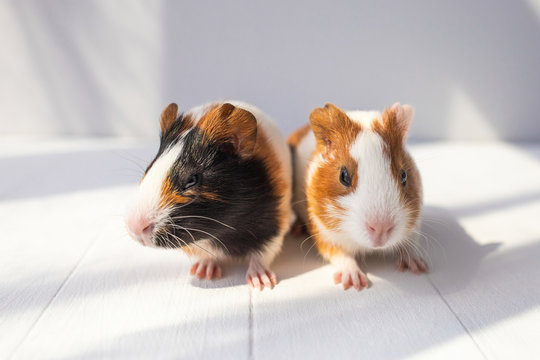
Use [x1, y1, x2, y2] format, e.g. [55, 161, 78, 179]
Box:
[3, 1, 540, 139]
[2, 1, 162, 136]
[162, 0, 540, 140]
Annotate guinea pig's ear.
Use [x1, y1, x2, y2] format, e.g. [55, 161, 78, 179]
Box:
[160, 103, 178, 133]
[390, 102, 415, 139]
[309, 103, 352, 159]
[200, 103, 257, 158]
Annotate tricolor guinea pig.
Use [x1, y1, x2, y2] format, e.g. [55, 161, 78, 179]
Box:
[125, 101, 292, 290]
[289, 103, 426, 290]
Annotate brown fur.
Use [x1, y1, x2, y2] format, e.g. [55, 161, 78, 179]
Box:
[160, 103, 178, 133]
[315, 239, 346, 260]
[309, 104, 361, 158]
[307, 104, 361, 231]
[287, 123, 311, 149]
[197, 103, 257, 159]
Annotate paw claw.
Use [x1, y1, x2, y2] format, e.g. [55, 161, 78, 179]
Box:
[333, 264, 368, 291]
[397, 257, 429, 274]
[246, 258, 277, 290]
[190, 259, 222, 280]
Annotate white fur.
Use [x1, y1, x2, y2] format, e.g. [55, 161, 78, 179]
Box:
[292, 131, 316, 223]
[347, 110, 381, 128]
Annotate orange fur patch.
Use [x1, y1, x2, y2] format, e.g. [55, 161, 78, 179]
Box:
[160, 178, 192, 208]
[160, 179, 223, 208]
[199, 190, 222, 202]
[197, 103, 257, 158]
[314, 238, 345, 261]
[310, 104, 361, 157]
[287, 123, 311, 149]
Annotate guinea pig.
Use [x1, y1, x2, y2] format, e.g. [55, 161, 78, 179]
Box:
[125, 101, 292, 290]
[289, 102, 426, 290]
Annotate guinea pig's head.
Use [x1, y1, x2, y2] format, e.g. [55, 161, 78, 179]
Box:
[308, 103, 422, 251]
[125, 102, 259, 252]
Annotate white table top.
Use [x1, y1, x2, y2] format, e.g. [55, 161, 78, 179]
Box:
[1, 139, 539, 360]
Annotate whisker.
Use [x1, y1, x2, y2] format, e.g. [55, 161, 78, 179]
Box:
[167, 228, 216, 258]
[171, 215, 236, 230]
[304, 240, 318, 261]
[183, 227, 231, 256]
[162, 217, 216, 258]
[300, 232, 320, 250]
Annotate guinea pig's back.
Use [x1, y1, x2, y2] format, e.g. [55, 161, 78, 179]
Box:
[288, 125, 316, 224]
[229, 101, 294, 232]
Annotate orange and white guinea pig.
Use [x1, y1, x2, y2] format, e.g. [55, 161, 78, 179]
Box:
[125, 101, 292, 290]
[289, 103, 426, 290]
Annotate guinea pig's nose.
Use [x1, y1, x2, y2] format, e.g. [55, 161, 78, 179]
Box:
[139, 224, 155, 246]
[126, 213, 155, 246]
[366, 218, 395, 247]
[142, 224, 154, 235]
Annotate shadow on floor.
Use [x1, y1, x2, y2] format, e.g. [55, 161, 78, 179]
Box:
[7, 204, 539, 359]
[272, 205, 500, 292]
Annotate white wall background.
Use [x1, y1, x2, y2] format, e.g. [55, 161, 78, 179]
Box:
[1, 0, 540, 140]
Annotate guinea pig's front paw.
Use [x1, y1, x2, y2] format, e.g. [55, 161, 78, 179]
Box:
[246, 258, 277, 291]
[333, 265, 369, 291]
[396, 256, 428, 274]
[190, 259, 222, 280]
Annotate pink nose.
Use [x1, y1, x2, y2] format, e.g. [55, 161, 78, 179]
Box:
[126, 213, 155, 246]
[366, 218, 395, 247]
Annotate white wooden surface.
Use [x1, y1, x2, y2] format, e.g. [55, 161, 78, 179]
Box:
[1, 139, 539, 360]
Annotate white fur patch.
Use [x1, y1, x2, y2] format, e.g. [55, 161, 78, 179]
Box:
[337, 131, 407, 250]
[346, 110, 381, 129]
[127, 141, 184, 227]
[185, 102, 218, 123]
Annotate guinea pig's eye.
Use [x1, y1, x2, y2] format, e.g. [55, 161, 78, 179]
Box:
[184, 174, 199, 190]
[339, 167, 352, 187]
[400, 169, 407, 187]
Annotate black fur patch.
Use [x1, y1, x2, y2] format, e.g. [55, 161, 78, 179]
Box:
[144, 113, 192, 175]
[150, 123, 280, 258]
